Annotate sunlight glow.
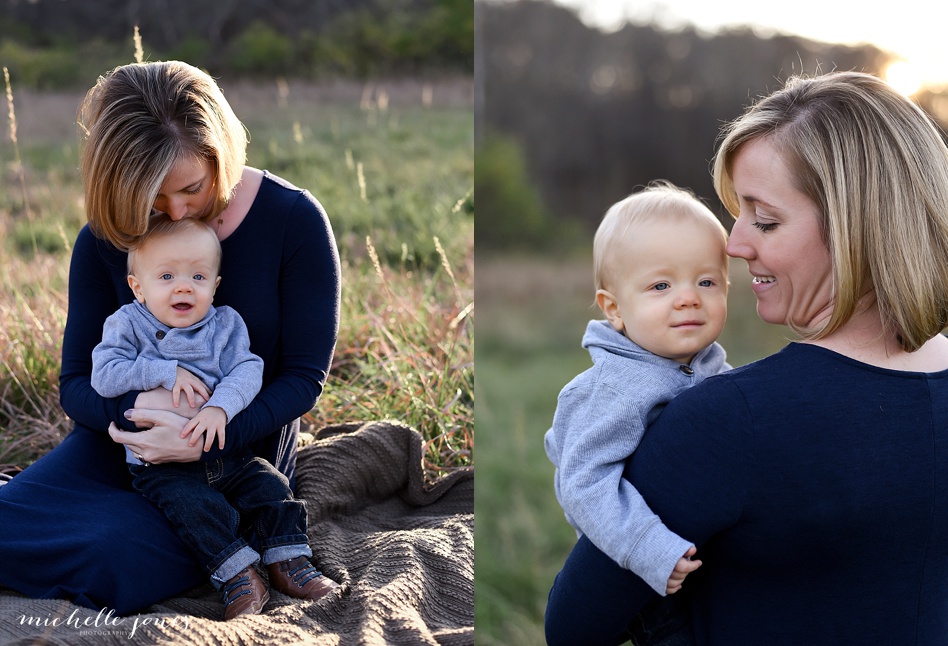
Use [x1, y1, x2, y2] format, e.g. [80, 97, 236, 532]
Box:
[551, 0, 948, 88]
[885, 60, 924, 97]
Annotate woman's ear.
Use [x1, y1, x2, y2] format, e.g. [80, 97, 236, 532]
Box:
[596, 289, 624, 332]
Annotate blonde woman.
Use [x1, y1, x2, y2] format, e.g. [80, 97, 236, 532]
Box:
[0, 61, 341, 615]
[546, 71, 948, 644]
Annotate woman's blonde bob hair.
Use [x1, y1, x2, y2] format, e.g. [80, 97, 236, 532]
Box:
[713, 71, 948, 351]
[78, 60, 247, 250]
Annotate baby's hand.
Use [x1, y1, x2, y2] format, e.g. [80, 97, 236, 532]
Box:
[180, 406, 227, 452]
[666, 547, 701, 595]
[173, 366, 212, 408]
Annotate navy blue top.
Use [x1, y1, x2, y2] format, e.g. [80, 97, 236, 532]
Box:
[629, 342, 948, 643]
[60, 171, 340, 482]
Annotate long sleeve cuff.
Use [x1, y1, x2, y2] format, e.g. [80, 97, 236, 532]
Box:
[625, 519, 694, 596]
[117, 391, 142, 432]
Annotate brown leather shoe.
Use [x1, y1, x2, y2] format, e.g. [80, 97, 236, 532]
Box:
[222, 566, 270, 620]
[267, 556, 339, 600]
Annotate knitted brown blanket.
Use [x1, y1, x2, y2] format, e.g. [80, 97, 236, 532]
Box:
[0, 421, 474, 645]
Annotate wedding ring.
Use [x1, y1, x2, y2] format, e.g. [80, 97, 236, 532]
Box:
[134, 452, 145, 462]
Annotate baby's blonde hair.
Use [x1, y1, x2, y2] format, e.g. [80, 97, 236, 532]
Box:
[593, 181, 728, 292]
[126, 214, 222, 277]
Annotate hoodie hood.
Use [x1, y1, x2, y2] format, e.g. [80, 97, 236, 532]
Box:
[134, 300, 216, 333]
[581, 319, 728, 378]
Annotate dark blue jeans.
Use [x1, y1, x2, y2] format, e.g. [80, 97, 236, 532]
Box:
[628, 592, 693, 646]
[129, 449, 309, 585]
[546, 535, 695, 646]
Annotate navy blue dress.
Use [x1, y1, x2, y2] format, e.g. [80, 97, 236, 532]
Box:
[0, 172, 340, 614]
[547, 342, 948, 645]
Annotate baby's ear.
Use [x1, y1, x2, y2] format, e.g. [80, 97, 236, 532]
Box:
[127, 274, 146, 303]
[596, 289, 624, 332]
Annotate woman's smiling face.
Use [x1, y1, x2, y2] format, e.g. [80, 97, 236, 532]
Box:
[725, 136, 834, 329]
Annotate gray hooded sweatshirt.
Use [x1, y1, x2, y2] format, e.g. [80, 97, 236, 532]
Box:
[91, 301, 263, 464]
[544, 319, 728, 595]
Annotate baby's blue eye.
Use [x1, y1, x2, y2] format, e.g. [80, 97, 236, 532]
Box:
[193, 274, 205, 281]
[699, 279, 714, 287]
[160, 273, 173, 280]
[654, 282, 670, 291]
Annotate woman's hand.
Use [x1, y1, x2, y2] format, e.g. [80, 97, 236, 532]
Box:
[133, 387, 206, 423]
[109, 408, 205, 464]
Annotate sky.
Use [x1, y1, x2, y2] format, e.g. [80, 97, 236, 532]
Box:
[550, 0, 948, 93]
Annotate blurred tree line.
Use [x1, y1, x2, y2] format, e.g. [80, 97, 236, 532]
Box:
[0, 0, 472, 88]
[477, 0, 948, 251]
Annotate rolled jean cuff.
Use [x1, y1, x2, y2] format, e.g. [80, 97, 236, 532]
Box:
[210, 545, 260, 589]
[262, 542, 312, 566]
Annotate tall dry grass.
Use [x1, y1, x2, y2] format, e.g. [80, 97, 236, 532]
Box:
[309, 236, 474, 478]
[0, 253, 69, 472]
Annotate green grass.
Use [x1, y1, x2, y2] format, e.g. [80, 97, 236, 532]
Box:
[475, 350, 585, 644]
[0, 78, 473, 477]
[227, 79, 473, 268]
[475, 252, 790, 644]
[309, 235, 473, 479]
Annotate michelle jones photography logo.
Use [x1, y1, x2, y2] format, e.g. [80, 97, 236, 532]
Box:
[16, 607, 190, 639]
